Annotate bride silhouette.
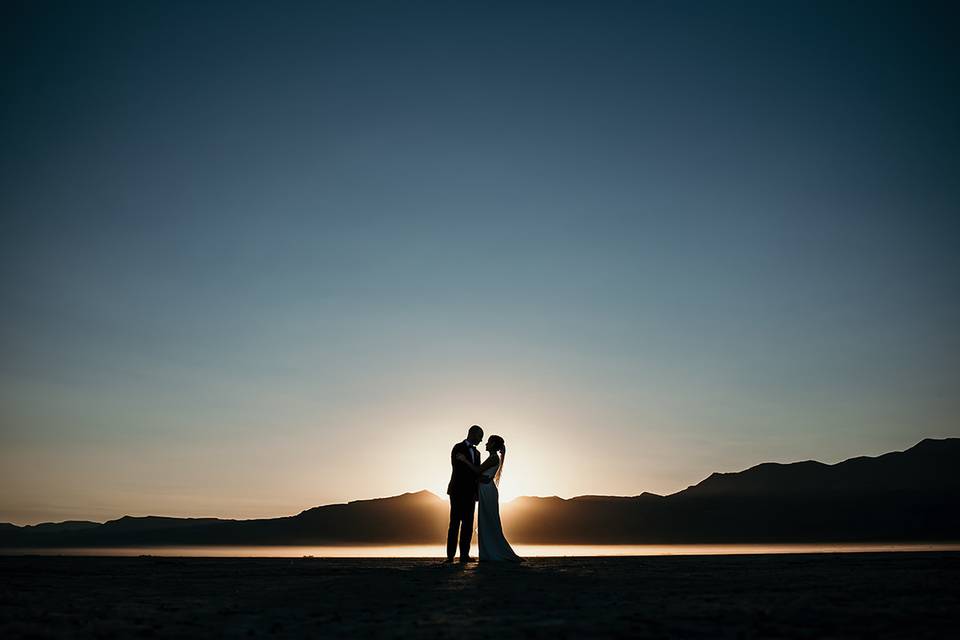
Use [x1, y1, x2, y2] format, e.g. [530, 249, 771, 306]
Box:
[456, 434, 523, 562]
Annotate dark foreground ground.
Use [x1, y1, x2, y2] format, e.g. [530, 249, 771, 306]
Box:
[2, 553, 959, 638]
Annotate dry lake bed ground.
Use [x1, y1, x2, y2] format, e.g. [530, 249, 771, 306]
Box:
[2, 552, 958, 638]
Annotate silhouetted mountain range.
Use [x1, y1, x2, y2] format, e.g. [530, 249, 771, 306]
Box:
[2, 438, 957, 547]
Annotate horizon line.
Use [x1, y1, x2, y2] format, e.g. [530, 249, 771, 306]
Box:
[3, 436, 952, 527]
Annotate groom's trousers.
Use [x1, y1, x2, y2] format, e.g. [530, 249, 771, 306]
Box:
[447, 494, 476, 560]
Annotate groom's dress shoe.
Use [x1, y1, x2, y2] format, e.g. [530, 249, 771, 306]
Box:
[459, 556, 475, 563]
[443, 558, 455, 564]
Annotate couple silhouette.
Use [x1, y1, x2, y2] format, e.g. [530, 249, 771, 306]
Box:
[445, 425, 522, 563]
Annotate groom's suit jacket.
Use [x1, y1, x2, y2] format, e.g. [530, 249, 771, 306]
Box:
[447, 441, 480, 502]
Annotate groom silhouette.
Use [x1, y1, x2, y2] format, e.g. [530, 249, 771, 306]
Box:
[446, 424, 485, 563]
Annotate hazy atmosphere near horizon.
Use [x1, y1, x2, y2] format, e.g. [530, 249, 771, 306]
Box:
[1, 1, 958, 526]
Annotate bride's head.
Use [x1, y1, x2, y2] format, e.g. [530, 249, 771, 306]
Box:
[485, 435, 505, 455]
[486, 435, 506, 484]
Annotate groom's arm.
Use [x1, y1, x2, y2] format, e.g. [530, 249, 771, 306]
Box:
[451, 444, 489, 481]
[456, 452, 482, 474]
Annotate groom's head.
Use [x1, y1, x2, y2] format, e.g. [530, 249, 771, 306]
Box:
[467, 425, 483, 445]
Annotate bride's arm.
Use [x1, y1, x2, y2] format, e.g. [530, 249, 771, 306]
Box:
[455, 453, 498, 475]
[455, 453, 481, 473]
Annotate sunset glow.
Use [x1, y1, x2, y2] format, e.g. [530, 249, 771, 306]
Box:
[2, 1, 958, 527]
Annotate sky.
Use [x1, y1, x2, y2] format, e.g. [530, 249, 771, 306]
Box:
[1, 1, 958, 525]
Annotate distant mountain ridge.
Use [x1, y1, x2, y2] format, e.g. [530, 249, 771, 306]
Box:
[679, 437, 960, 497]
[2, 438, 958, 547]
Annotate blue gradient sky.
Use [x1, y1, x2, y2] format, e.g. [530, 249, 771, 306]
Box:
[2, 1, 958, 523]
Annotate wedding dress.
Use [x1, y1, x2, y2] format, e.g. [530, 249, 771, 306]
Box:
[477, 457, 522, 562]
